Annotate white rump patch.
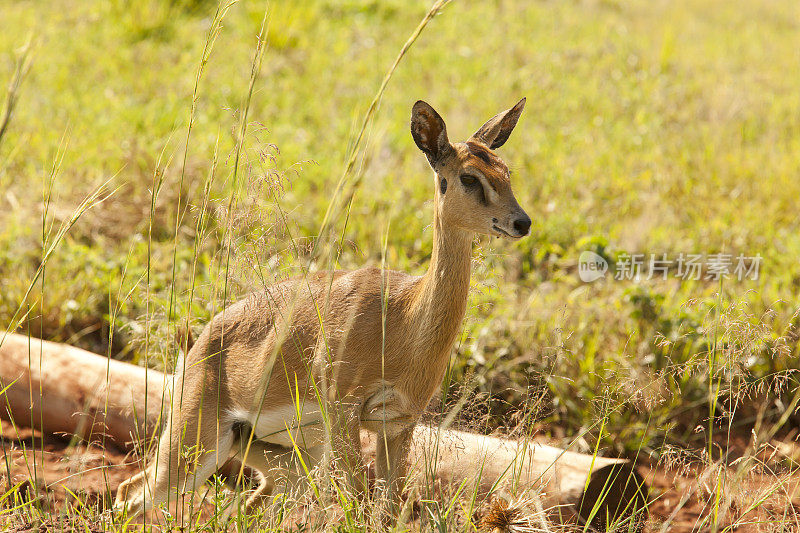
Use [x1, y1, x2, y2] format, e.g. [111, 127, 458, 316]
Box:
[228, 403, 324, 449]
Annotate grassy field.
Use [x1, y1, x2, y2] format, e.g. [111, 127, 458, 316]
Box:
[1, 0, 800, 530]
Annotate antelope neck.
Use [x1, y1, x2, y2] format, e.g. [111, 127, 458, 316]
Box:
[409, 196, 473, 358]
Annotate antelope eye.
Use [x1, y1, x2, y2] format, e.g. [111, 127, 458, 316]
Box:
[460, 174, 487, 204]
[460, 175, 479, 187]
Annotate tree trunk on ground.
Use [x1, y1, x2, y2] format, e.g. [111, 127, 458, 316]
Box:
[0, 333, 167, 447]
[0, 333, 647, 529]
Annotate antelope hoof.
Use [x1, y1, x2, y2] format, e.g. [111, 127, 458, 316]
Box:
[113, 477, 147, 518]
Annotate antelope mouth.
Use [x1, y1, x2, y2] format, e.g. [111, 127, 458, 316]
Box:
[492, 225, 522, 240]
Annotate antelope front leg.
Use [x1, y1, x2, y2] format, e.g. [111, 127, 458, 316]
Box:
[375, 424, 413, 512]
[326, 401, 368, 498]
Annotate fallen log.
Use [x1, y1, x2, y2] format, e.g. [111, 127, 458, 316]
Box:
[0, 333, 167, 447]
[399, 425, 646, 527]
[0, 333, 646, 529]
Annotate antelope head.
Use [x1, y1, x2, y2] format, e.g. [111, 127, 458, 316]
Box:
[410, 98, 531, 239]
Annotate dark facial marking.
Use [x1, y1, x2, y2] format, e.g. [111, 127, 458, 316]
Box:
[440, 178, 447, 194]
[464, 141, 509, 193]
[466, 141, 495, 165]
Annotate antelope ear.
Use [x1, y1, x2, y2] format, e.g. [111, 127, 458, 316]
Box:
[411, 100, 453, 165]
[470, 97, 526, 149]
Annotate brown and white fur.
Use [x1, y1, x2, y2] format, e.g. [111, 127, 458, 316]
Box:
[114, 99, 531, 518]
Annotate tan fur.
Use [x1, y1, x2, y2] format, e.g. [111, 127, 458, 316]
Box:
[114, 99, 530, 518]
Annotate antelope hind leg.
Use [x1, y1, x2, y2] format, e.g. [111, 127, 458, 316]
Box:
[228, 425, 325, 514]
[114, 402, 235, 518]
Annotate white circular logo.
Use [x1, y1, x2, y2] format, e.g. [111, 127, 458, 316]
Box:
[578, 251, 608, 282]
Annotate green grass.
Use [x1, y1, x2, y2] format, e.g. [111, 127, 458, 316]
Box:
[1, 0, 800, 530]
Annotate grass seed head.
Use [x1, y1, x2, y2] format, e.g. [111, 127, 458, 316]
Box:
[479, 497, 542, 533]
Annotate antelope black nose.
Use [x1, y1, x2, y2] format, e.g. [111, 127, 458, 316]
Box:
[513, 215, 531, 236]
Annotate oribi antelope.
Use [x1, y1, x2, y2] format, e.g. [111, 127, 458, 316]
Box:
[115, 98, 531, 517]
